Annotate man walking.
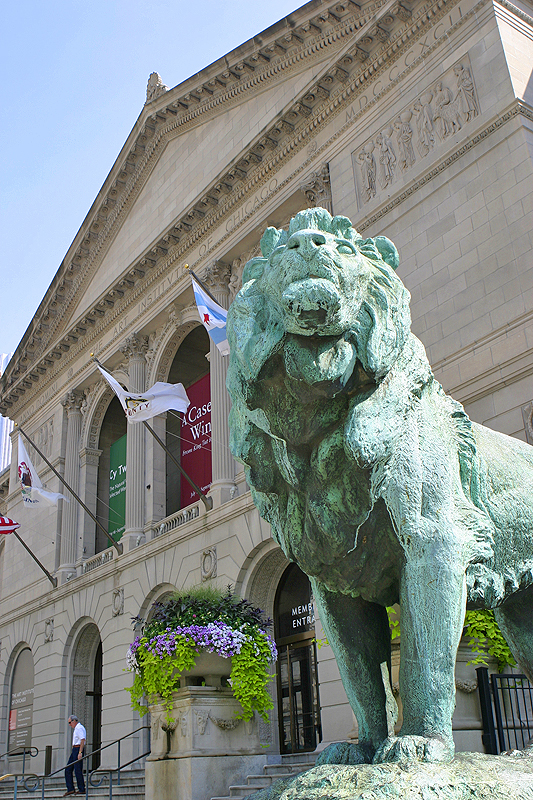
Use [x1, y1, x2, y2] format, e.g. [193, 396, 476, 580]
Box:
[64, 715, 86, 796]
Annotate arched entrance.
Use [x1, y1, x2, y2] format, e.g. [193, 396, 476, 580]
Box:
[8, 647, 34, 755]
[274, 564, 322, 754]
[165, 326, 211, 516]
[71, 624, 102, 770]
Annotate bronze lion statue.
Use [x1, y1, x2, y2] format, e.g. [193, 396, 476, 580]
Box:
[226, 208, 533, 764]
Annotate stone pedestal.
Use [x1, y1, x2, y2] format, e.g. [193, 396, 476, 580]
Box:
[145, 686, 267, 800]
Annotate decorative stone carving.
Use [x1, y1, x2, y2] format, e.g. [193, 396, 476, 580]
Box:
[353, 58, 480, 206]
[112, 587, 124, 617]
[433, 81, 462, 139]
[375, 128, 396, 188]
[300, 163, 332, 213]
[44, 618, 54, 643]
[394, 111, 416, 171]
[179, 712, 188, 736]
[120, 334, 149, 363]
[204, 261, 231, 293]
[229, 245, 261, 300]
[61, 390, 84, 414]
[201, 547, 217, 581]
[210, 715, 242, 731]
[455, 679, 478, 693]
[195, 709, 209, 734]
[358, 143, 377, 201]
[146, 72, 169, 104]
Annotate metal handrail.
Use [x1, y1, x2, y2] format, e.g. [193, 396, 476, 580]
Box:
[21, 725, 150, 798]
[0, 746, 38, 776]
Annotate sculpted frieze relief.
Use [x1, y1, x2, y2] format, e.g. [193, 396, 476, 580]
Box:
[353, 59, 479, 207]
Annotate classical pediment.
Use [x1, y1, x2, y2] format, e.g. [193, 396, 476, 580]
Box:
[2, 0, 470, 414]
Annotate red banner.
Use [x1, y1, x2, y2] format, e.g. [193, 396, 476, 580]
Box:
[180, 374, 212, 508]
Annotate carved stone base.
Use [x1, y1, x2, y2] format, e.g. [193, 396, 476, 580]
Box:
[145, 753, 268, 800]
[245, 752, 533, 800]
[145, 686, 267, 800]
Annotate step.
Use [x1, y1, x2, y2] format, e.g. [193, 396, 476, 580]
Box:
[0, 772, 145, 800]
[211, 758, 317, 800]
[263, 761, 315, 776]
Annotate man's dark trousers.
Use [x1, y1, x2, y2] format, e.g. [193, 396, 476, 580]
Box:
[65, 745, 85, 794]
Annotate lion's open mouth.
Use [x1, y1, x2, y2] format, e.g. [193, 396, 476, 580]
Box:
[298, 308, 328, 325]
[282, 278, 340, 331]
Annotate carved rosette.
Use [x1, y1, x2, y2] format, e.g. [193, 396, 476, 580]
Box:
[112, 587, 124, 617]
[44, 618, 54, 643]
[201, 547, 217, 581]
[300, 163, 332, 213]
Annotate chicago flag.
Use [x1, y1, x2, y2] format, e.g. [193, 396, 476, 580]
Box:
[191, 277, 230, 356]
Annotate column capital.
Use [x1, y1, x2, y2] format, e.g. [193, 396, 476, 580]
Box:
[204, 261, 231, 297]
[300, 162, 332, 214]
[120, 333, 149, 362]
[61, 390, 84, 414]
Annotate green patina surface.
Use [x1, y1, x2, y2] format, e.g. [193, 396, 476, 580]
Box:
[226, 208, 533, 766]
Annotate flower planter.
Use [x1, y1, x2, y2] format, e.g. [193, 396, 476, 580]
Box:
[178, 650, 231, 687]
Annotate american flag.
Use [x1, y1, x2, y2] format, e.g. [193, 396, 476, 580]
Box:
[0, 516, 20, 535]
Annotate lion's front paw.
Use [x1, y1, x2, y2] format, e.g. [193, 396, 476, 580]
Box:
[373, 735, 454, 765]
[316, 741, 375, 766]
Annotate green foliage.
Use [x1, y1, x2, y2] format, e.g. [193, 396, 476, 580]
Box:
[386, 606, 401, 640]
[231, 636, 275, 722]
[386, 606, 516, 672]
[138, 584, 271, 638]
[463, 609, 516, 672]
[126, 633, 197, 717]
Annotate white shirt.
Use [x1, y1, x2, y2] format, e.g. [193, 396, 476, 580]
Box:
[72, 723, 86, 746]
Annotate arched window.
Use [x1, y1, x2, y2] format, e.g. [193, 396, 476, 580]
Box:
[9, 647, 34, 754]
[166, 327, 210, 516]
[274, 564, 322, 754]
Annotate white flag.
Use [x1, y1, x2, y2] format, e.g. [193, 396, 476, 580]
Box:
[191, 277, 230, 356]
[97, 365, 190, 423]
[18, 436, 68, 507]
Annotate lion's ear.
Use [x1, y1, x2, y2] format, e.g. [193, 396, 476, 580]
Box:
[242, 257, 269, 284]
[331, 215, 360, 241]
[374, 236, 400, 271]
[260, 227, 288, 257]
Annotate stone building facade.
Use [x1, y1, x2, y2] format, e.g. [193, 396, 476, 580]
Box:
[0, 0, 532, 778]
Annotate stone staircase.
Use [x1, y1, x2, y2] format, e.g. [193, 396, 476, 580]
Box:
[211, 753, 317, 800]
[0, 768, 145, 800]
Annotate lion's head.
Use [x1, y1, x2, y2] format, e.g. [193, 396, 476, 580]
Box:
[227, 208, 411, 387]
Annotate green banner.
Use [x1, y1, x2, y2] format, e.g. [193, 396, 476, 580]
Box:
[109, 434, 127, 541]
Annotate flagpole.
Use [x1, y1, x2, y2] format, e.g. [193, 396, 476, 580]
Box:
[91, 356, 213, 512]
[16, 424, 123, 555]
[12, 530, 57, 588]
[184, 264, 220, 305]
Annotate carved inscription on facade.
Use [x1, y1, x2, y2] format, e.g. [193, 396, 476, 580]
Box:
[352, 60, 479, 207]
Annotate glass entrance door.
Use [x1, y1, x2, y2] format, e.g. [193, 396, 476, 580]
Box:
[277, 636, 321, 753]
[275, 563, 322, 754]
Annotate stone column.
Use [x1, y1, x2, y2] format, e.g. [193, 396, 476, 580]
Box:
[204, 261, 236, 508]
[58, 390, 84, 582]
[121, 334, 148, 551]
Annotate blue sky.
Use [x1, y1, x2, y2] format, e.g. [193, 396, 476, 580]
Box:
[1, 0, 302, 359]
